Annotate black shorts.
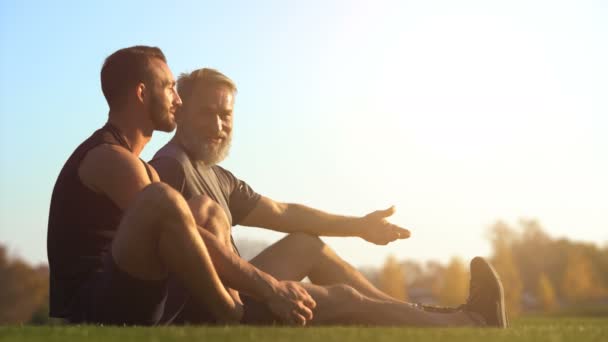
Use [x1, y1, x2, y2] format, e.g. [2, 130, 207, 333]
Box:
[68, 253, 168, 325]
[165, 275, 278, 325]
[68, 254, 277, 325]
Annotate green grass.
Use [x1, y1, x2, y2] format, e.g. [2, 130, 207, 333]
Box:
[2, 317, 607, 342]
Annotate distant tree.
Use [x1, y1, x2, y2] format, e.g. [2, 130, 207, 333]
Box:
[536, 272, 557, 312]
[404, 260, 444, 305]
[0, 244, 50, 324]
[401, 260, 423, 287]
[488, 221, 523, 317]
[378, 254, 408, 301]
[435, 256, 468, 306]
[512, 219, 553, 291]
[560, 249, 606, 303]
[424, 260, 446, 297]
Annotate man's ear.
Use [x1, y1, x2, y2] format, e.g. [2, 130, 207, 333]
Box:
[136, 83, 146, 104]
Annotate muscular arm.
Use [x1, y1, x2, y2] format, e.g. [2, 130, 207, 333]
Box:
[240, 196, 411, 245]
[79, 144, 158, 209]
[190, 220, 315, 324]
[193, 224, 277, 298]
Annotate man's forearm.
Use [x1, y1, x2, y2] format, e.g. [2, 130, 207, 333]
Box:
[243, 198, 408, 246]
[196, 226, 278, 301]
[267, 203, 362, 237]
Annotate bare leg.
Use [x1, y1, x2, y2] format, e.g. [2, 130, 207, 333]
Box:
[110, 183, 242, 323]
[188, 195, 242, 304]
[302, 283, 477, 326]
[250, 233, 402, 303]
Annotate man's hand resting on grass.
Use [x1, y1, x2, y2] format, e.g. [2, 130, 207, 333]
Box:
[357, 206, 411, 245]
[265, 280, 316, 325]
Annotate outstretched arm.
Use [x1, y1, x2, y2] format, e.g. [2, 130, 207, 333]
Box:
[239, 196, 411, 245]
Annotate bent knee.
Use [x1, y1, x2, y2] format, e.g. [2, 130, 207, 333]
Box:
[188, 194, 216, 213]
[284, 233, 339, 262]
[189, 195, 230, 236]
[140, 182, 184, 205]
[189, 195, 225, 221]
[285, 233, 324, 249]
[137, 182, 192, 223]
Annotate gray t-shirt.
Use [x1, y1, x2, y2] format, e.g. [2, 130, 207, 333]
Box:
[149, 141, 261, 227]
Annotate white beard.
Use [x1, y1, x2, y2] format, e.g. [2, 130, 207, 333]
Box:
[180, 129, 232, 166]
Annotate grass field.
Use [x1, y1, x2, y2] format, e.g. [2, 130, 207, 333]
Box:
[1, 316, 607, 342]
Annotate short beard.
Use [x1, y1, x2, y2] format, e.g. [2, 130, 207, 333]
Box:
[180, 128, 232, 166]
[149, 95, 175, 132]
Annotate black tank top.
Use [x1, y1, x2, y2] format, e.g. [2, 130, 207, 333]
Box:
[47, 123, 153, 318]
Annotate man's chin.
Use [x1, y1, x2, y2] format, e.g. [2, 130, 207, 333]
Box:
[188, 145, 229, 166]
[154, 118, 177, 133]
[156, 124, 176, 133]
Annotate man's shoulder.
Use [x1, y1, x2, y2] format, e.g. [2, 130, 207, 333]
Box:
[78, 143, 152, 208]
[149, 142, 190, 191]
[82, 144, 143, 178]
[152, 141, 190, 166]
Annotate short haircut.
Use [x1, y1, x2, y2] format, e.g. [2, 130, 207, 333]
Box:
[177, 68, 237, 108]
[100, 45, 167, 110]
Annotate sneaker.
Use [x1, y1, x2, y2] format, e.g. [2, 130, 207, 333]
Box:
[462, 256, 508, 328]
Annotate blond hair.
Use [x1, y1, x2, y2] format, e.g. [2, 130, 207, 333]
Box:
[177, 68, 237, 108]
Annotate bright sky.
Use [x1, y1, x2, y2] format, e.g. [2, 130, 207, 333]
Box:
[1, 0, 606, 268]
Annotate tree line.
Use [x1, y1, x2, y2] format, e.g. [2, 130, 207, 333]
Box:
[0, 245, 49, 324]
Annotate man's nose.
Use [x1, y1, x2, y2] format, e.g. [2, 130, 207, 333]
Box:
[173, 90, 183, 107]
